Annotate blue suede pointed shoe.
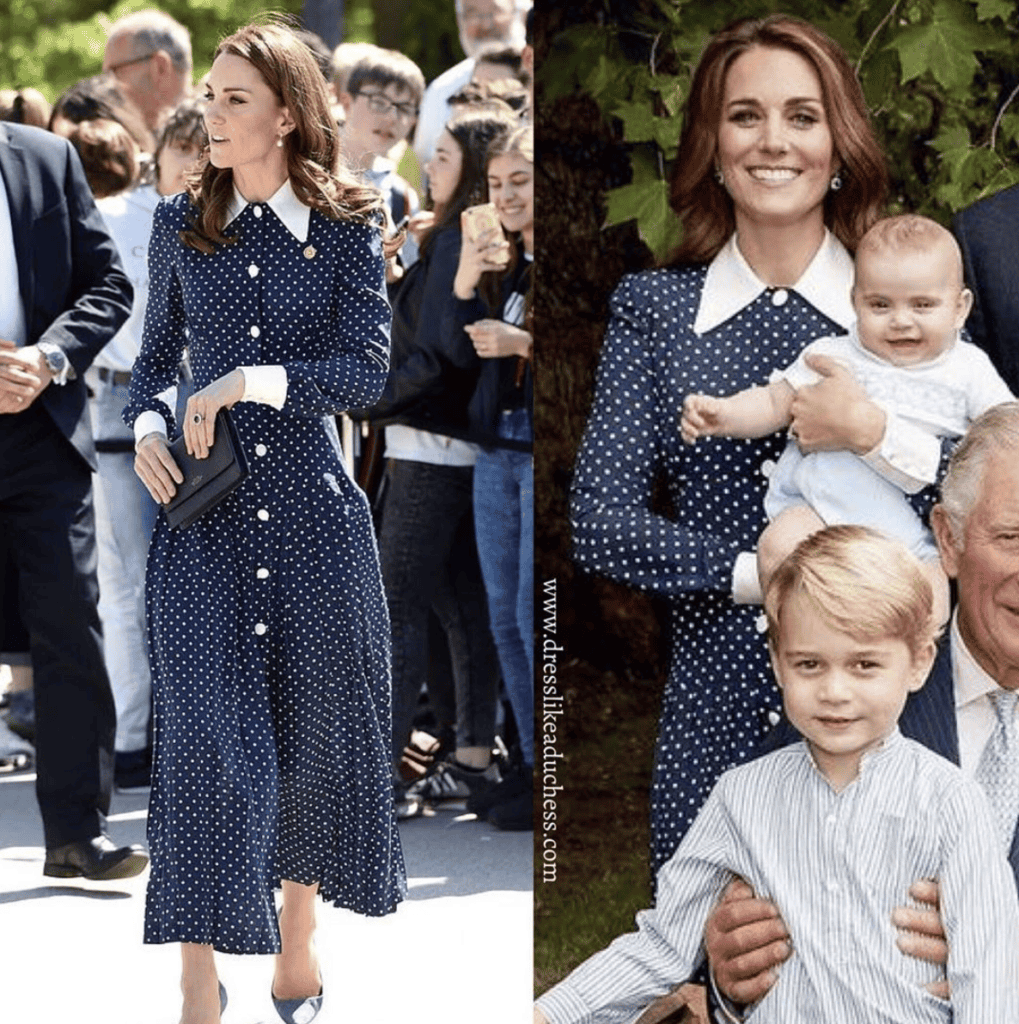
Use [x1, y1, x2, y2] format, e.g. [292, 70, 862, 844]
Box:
[219, 982, 228, 1014]
[271, 989, 323, 1024]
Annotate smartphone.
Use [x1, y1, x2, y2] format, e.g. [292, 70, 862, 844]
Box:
[463, 202, 502, 242]
[463, 203, 509, 264]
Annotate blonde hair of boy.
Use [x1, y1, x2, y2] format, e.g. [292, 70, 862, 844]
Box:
[855, 213, 965, 287]
[764, 525, 940, 662]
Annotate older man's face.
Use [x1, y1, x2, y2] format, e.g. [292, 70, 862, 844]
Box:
[937, 450, 1019, 688]
[458, 0, 517, 56]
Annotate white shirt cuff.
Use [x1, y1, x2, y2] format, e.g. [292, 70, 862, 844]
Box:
[134, 410, 168, 444]
[732, 552, 763, 605]
[860, 411, 940, 494]
[239, 365, 288, 409]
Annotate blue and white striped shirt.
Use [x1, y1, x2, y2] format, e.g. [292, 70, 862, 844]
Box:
[537, 730, 1019, 1023]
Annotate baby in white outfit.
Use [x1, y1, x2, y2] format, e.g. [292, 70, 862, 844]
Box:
[681, 214, 1014, 619]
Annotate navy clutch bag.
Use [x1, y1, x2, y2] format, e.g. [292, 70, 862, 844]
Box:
[162, 408, 250, 530]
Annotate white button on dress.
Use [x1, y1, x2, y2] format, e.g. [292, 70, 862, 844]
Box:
[256, 567, 270, 579]
[772, 288, 789, 306]
[255, 444, 268, 457]
[250, 325, 261, 338]
[257, 508, 270, 521]
[248, 264, 260, 278]
[253, 205, 262, 218]
[254, 623, 267, 635]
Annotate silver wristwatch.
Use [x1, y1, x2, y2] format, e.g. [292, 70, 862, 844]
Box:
[37, 342, 69, 384]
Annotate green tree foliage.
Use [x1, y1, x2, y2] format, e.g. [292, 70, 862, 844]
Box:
[542, 0, 1019, 260]
[0, 0, 459, 100]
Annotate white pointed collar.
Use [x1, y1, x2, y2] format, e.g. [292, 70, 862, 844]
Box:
[224, 178, 310, 243]
[693, 229, 855, 336]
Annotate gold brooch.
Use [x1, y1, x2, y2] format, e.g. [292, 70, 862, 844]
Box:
[303, 245, 317, 259]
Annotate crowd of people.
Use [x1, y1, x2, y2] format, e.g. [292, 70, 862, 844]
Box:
[537, 12, 1019, 1024]
[0, 3, 531, 1021]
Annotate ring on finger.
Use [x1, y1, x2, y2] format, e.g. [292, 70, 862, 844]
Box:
[192, 413, 203, 425]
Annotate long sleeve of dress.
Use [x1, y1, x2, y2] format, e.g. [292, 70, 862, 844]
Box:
[569, 274, 744, 596]
[123, 197, 184, 435]
[275, 219, 390, 416]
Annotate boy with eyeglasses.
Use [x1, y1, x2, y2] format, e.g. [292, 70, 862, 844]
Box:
[339, 49, 425, 272]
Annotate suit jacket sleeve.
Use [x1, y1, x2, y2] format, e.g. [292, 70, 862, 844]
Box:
[36, 136, 132, 375]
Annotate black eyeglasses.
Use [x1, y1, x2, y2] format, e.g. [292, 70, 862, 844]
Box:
[106, 52, 156, 74]
[354, 91, 418, 121]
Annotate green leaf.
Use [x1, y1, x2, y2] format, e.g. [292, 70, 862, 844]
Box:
[540, 24, 617, 105]
[655, 75, 685, 117]
[885, 0, 1007, 91]
[603, 176, 682, 261]
[974, 0, 1013, 20]
[613, 100, 660, 144]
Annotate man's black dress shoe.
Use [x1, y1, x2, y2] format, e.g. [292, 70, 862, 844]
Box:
[43, 835, 148, 881]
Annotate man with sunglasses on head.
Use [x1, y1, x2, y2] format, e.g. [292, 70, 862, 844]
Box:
[103, 9, 192, 134]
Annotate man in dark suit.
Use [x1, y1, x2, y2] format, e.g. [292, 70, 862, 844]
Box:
[0, 121, 146, 880]
[700, 400, 1019, 1021]
[953, 185, 1019, 395]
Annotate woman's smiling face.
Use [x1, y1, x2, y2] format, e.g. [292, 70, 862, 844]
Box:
[716, 45, 837, 236]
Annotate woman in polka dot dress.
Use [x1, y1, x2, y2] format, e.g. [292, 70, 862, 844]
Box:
[126, 24, 404, 1024]
[570, 16, 945, 876]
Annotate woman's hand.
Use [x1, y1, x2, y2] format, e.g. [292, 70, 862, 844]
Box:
[788, 354, 885, 455]
[454, 216, 511, 300]
[464, 319, 531, 359]
[134, 432, 183, 505]
[183, 369, 245, 460]
[407, 209, 434, 247]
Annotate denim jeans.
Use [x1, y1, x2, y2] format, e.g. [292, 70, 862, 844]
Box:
[473, 408, 534, 765]
[87, 371, 158, 753]
[378, 458, 499, 767]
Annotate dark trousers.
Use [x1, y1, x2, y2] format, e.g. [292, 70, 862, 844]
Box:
[378, 458, 499, 768]
[0, 405, 115, 847]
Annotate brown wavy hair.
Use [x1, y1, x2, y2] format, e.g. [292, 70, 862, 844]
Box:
[181, 20, 385, 254]
[666, 14, 888, 267]
[420, 104, 518, 260]
[479, 123, 533, 316]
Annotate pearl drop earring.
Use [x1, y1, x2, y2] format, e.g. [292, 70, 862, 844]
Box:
[830, 173, 843, 192]
[715, 167, 725, 186]
[277, 135, 284, 148]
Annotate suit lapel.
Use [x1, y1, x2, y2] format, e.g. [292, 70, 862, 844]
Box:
[900, 640, 959, 764]
[0, 124, 36, 321]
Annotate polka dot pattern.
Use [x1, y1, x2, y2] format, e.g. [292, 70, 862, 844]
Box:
[125, 193, 406, 954]
[570, 266, 845, 875]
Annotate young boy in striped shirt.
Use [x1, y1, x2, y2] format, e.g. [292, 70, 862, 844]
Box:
[536, 525, 1019, 1024]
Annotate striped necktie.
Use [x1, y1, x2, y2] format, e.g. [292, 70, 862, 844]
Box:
[975, 689, 1019, 853]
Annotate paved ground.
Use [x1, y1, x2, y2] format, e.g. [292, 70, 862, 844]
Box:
[0, 767, 532, 1023]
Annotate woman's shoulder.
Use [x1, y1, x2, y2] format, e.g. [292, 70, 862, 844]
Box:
[612, 264, 707, 302]
[153, 190, 195, 226]
[608, 264, 707, 326]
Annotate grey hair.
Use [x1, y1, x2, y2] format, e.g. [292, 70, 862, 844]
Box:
[109, 10, 192, 74]
[940, 401, 1019, 546]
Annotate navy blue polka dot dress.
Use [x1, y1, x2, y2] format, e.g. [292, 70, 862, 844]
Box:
[124, 191, 406, 954]
[570, 264, 845, 876]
